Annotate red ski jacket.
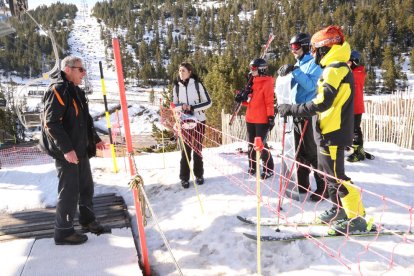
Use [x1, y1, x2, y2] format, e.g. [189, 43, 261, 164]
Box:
[243, 76, 275, 124]
[352, 65, 366, 114]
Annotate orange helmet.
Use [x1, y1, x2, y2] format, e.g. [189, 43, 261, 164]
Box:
[311, 25, 345, 53]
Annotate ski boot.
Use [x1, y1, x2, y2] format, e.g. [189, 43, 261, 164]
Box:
[329, 216, 368, 235]
[247, 168, 256, 176]
[317, 206, 348, 224]
[196, 177, 204, 185]
[346, 144, 365, 162]
[181, 180, 190, 189]
[261, 171, 274, 180]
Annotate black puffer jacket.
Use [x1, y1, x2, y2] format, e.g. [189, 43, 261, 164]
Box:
[39, 71, 101, 160]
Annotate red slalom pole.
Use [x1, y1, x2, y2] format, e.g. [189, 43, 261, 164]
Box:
[112, 37, 150, 276]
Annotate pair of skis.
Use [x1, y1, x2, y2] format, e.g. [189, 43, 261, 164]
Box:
[229, 33, 275, 126]
[237, 215, 409, 242]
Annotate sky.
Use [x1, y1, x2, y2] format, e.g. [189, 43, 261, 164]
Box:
[28, 0, 99, 10]
[1, 4, 414, 276]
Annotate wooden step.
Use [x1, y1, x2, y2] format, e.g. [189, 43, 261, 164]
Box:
[0, 193, 131, 241]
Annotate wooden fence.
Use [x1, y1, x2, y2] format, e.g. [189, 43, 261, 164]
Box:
[222, 90, 414, 150]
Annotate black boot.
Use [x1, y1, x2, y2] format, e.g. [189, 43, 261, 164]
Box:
[55, 231, 88, 245]
[181, 180, 190, 189]
[81, 221, 111, 235]
[196, 177, 204, 185]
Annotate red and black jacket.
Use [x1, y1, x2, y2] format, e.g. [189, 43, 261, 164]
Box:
[243, 76, 275, 124]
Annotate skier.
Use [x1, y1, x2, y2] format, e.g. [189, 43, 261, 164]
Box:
[172, 62, 212, 189]
[278, 26, 367, 234]
[346, 50, 367, 162]
[235, 58, 275, 179]
[277, 33, 327, 201]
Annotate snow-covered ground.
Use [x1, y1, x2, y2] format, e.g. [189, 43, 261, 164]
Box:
[1, 141, 414, 275]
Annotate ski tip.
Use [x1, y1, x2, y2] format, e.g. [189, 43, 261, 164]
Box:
[243, 232, 258, 241]
[236, 215, 254, 225]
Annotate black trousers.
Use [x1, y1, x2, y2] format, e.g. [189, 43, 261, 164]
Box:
[318, 146, 350, 206]
[246, 122, 274, 173]
[180, 122, 205, 181]
[54, 156, 96, 240]
[293, 118, 325, 192]
[353, 114, 363, 146]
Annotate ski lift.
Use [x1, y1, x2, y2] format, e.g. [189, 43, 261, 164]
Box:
[7, 0, 27, 20]
[0, 0, 15, 37]
[4, 0, 61, 130]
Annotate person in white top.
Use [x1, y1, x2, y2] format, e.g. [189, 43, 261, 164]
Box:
[173, 62, 212, 188]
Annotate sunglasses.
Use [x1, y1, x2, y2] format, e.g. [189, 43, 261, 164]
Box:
[71, 66, 86, 73]
[290, 43, 301, 51]
[250, 66, 258, 71]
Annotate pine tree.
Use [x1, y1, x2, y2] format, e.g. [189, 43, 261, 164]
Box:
[381, 45, 398, 93]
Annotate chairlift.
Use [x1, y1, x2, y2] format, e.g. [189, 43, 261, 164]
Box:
[3, 0, 60, 130]
[7, 0, 27, 20]
[0, 0, 16, 37]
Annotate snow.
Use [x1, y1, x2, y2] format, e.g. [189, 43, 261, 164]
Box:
[1, 141, 414, 275]
[1, 2, 414, 276]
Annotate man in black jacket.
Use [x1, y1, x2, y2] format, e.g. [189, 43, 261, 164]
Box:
[40, 56, 108, 245]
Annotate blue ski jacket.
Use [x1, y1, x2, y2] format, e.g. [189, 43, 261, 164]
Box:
[291, 53, 322, 104]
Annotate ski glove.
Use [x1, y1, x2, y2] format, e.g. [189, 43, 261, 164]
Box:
[277, 104, 293, 117]
[278, 64, 298, 77]
[234, 92, 245, 103]
[268, 116, 275, 131]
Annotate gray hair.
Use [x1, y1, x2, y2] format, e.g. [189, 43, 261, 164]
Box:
[61, 56, 83, 69]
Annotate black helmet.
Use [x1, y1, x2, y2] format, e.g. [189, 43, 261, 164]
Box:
[350, 50, 361, 65]
[289, 33, 311, 53]
[250, 58, 267, 75]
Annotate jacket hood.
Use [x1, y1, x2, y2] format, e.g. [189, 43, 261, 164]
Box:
[298, 52, 313, 65]
[320, 41, 351, 67]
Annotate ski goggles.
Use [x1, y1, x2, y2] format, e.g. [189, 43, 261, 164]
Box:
[290, 43, 301, 51]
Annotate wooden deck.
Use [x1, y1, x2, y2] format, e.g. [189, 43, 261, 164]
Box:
[0, 193, 131, 241]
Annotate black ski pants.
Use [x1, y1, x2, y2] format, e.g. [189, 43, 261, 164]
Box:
[353, 114, 363, 146]
[293, 118, 325, 193]
[179, 121, 205, 181]
[246, 122, 274, 173]
[318, 145, 350, 207]
[54, 156, 96, 240]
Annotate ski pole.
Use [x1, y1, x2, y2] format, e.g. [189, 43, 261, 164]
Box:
[99, 61, 118, 173]
[254, 137, 264, 276]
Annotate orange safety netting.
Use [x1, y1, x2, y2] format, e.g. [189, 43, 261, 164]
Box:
[161, 104, 414, 275]
[0, 144, 52, 168]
